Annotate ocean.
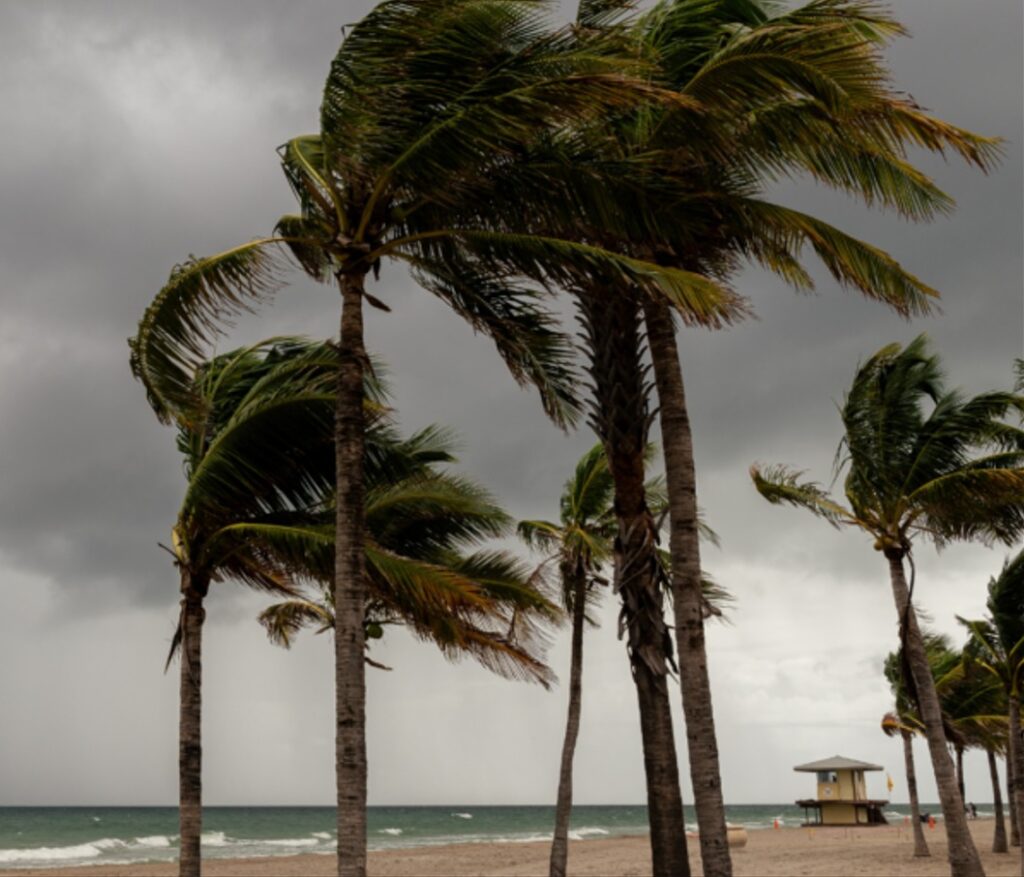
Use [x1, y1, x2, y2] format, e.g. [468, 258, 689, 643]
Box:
[0, 803, 970, 869]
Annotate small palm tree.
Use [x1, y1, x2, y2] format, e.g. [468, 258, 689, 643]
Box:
[140, 339, 344, 877]
[752, 335, 1024, 877]
[959, 549, 1024, 862]
[259, 424, 558, 685]
[519, 443, 729, 877]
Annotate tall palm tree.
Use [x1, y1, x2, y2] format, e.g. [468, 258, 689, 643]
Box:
[135, 339, 346, 877]
[519, 443, 729, 877]
[752, 335, 1024, 877]
[259, 423, 558, 685]
[129, 7, 736, 873]
[960, 550, 1024, 868]
[470, 4, 998, 869]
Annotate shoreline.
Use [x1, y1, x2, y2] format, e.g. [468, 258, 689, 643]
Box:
[1, 821, 1019, 876]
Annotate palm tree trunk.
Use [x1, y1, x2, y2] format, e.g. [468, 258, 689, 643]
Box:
[335, 271, 369, 877]
[1009, 755, 1021, 846]
[578, 286, 689, 877]
[1008, 694, 1024, 875]
[643, 296, 731, 877]
[988, 748, 1008, 853]
[178, 572, 207, 877]
[956, 746, 966, 806]
[902, 730, 930, 857]
[550, 566, 588, 877]
[886, 551, 984, 877]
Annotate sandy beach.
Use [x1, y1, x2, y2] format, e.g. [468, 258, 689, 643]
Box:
[1, 821, 1018, 877]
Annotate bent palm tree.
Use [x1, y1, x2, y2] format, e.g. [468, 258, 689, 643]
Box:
[960, 550, 1024, 865]
[260, 424, 558, 685]
[135, 339, 344, 877]
[129, 7, 739, 873]
[752, 335, 1024, 877]
[520, 443, 729, 877]
[472, 4, 997, 868]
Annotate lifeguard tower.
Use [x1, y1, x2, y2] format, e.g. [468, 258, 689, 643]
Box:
[794, 755, 889, 826]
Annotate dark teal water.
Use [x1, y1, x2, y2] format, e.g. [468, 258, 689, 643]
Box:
[0, 803, 967, 868]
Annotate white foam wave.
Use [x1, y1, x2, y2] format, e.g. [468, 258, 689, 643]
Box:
[452, 812, 473, 819]
[0, 843, 105, 864]
[311, 831, 332, 840]
[380, 828, 403, 836]
[573, 827, 609, 838]
[201, 831, 231, 847]
[265, 838, 320, 848]
[135, 835, 174, 848]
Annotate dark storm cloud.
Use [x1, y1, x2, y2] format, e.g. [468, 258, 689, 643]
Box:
[0, 0, 1019, 806]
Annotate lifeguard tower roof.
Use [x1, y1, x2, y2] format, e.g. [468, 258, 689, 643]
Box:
[793, 756, 883, 773]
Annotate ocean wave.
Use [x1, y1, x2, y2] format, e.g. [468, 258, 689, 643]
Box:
[311, 831, 332, 840]
[380, 828, 403, 836]
[0, 842, 109, 864]
[200, 831, 231, 847]
[451, 812, 473, 819]
[264, 838, 320, 848]
[135, 835, 174, 848]
[573, 827, 609, 838]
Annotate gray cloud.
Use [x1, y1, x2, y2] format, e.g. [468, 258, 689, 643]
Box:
[0, 0, 1020, 808]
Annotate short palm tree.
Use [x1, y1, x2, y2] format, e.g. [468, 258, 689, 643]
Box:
[128, 7, 736, 873]
[259, 424, 558, 685]
[752, 335, 1024, 877]
[519, 443, 730, 877]
[883, 637, 944, 859]
[138, 338, 343, 877]
[960, 550, 1024, 863]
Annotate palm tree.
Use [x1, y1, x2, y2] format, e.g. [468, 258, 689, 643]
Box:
[471, 4, 998, 868]
[519, 444, 729, 877]
[518, 444, 615, 877]
[752, 335, 1024, 877]
[259, 423, 559, 685]
[960, 550, 1024, 866]
[129, 7, 738, 873]
[883, 639, 944, 859]
[135, 338, 344, 877]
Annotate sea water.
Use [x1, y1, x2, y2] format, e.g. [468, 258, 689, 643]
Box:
[0, 803, 966, 869]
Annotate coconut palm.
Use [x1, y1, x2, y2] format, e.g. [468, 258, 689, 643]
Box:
[752, 335, 1024, 877]
[468, 3, 998, 867]
[960, 550, 1024, 865]
[883, 638, 942, 859]
[128, 7, 741, 872]
[138, 338, 345, 877]
[258, 424, 558, 685]
[519, 443, 729, 877]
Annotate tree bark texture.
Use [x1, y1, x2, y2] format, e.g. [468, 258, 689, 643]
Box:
[549, 565, 588, 877]
[644, 296, 731, 877]
[957, 746, 966, 806]
[886, 552, 984, 877]
[1010, 756, 1020, 847]
[902, 730, 930, 857]
[335, 272, 369, 877]
[178, 572, 207, 877]
[989, 748, 1008, 854]
[1009, 694, 1024, 875]
[578, 287, 689, 877]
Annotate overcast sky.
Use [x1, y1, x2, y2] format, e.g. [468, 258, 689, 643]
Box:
[0, 1, 1021, 810]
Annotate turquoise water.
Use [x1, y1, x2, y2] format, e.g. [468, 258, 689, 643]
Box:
[0, 803, 973, 869]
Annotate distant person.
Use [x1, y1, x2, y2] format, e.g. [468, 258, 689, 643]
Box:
[969, 802, 978, 819]
[919, 812, 930, 824]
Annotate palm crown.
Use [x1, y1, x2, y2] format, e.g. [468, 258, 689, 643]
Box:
[752, 334, 1024, 556]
